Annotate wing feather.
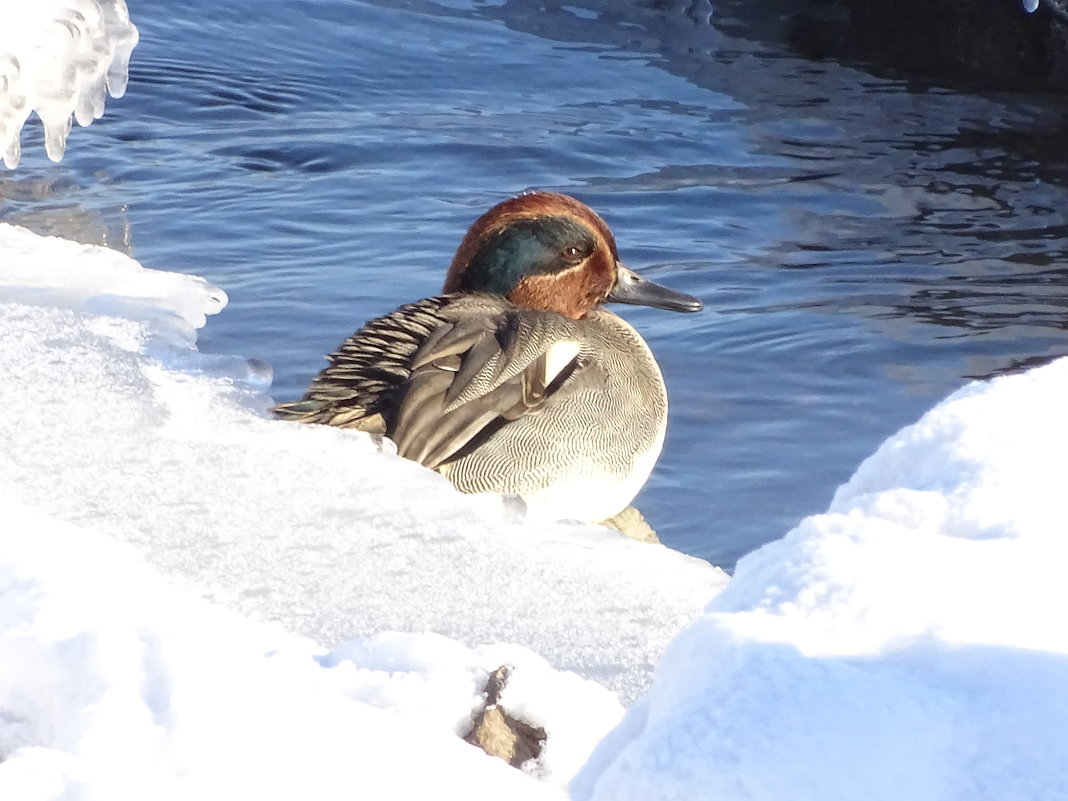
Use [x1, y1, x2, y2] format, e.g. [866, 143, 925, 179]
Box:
[272, 294, 586, 471]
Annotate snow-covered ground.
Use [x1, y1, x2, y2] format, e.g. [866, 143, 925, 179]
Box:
[0, 222, 727, 799]
[5, 222, 1068, 801]
[1, 492, 593, 800]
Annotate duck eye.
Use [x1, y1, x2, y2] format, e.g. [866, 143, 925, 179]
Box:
[562, 246, 583, 262]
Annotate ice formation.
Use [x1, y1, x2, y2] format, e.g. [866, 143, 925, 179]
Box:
[0, 0, 138, 168]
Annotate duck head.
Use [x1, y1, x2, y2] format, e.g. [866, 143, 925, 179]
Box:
[443, 192, 702, 320]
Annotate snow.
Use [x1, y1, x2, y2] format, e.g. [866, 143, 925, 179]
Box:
[0, 493, 577, 800]
[573, 356, 1068, 801]
[0, 225, 724, 709]
[0, 221, 725, 797]
[5, 227, 1067, 801]
[0, 0, 138, 167]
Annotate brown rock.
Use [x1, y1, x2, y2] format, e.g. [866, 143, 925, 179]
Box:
[464, 665, 546, 769]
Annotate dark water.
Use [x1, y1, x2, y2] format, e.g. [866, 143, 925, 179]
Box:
[3, 0, 1068, 568]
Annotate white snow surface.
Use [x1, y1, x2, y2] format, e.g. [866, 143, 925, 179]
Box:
[0, 0, 138, 167]
[0, 494, 586, 800]
[4, 222, 1068, 800]
[574, 353, 1068, 801]
[0, 222, 725, 797]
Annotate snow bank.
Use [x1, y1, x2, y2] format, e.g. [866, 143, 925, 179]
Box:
[0, 0, 138, 167]
[0, 221, 725, 797]
[573, 356, 1068, 801]
[0, 492, 587, 800]
[0, 224, 725, 708]
[6, 218, 1065, 800]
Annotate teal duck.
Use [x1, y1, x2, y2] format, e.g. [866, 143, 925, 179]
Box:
[272, 192, 701, 524]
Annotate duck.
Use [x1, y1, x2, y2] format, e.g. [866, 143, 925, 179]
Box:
[272, 191, 702, 525]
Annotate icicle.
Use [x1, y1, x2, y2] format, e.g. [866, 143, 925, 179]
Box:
[0, 0, 139, 167]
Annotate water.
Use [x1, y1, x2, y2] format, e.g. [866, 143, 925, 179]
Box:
[3, 0, 1068, 569]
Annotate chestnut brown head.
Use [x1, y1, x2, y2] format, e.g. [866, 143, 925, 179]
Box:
[444, 192, 702, 320]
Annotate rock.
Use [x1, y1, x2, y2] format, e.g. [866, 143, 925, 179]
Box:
[464, 665, 546, 768]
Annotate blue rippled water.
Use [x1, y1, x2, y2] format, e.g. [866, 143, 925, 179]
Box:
[4, 0, 1068, 567]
